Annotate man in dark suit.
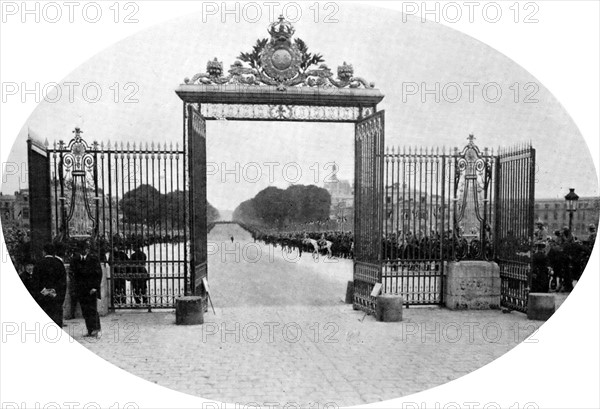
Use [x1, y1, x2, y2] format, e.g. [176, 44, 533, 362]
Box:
[34, 243, 67, 327]
[71, 240, 102, 336]
[111, 244, 129, 306]
[130, 247, 149, 305]
[18, 256, 37, 297]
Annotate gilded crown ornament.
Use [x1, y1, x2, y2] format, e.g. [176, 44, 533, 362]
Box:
[184, 17, 375, 90]
[268, 15, 295, 42]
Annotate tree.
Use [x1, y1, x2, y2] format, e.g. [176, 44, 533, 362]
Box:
[120, 184, 162, 225]
[120, 185, 219, 227]
[232, 185, 331, 229]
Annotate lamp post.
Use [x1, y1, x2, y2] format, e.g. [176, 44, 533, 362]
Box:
[564, 188, 579, 233]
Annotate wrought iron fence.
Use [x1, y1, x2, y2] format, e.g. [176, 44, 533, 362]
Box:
[382, 136, 499, 305]
[495, 144, 536, 312]
[48, 129, 189, 309]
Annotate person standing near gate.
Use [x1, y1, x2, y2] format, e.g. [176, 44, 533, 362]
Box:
[530, 240, 549, 293]
[34, 243, 67, 327]
[130, 246, 149, 305]
[71, 240, 103, 337]
[111, 244, 129, 305]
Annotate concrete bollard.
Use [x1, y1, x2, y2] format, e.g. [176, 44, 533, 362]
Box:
[175, 296, 204, 325]
[345, 281, 354, 304]
[376, 294, 403, 322]
[527, 293, 556, 321]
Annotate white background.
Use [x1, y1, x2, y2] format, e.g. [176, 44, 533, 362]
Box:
[1, 1, 599, 408]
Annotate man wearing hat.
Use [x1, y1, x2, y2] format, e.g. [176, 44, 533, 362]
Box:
[18, 255, 37, 297]
[586, 224, 597, 248]
[530, 239, 549, 293]
[71, 240, 102, 337]
[34, 242, 67, 327]
[534, 219, 548, 245]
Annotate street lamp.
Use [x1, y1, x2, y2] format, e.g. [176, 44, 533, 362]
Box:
[564, 188, 579, 232]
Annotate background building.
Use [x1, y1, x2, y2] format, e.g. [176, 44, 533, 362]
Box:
[0, 189, 30, 228]
[323, 164, 354, 229]
[534, 196, 600, 238]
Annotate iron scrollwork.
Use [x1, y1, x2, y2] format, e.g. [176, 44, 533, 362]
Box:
[453, 134, 494, 260]
[198, 103, 374, 122]
[56, 127, 100, 240]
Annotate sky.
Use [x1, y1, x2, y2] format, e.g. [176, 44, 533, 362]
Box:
[1, 3, 598, 212]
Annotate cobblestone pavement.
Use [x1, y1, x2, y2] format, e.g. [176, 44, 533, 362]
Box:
[65, 225, 548, 408]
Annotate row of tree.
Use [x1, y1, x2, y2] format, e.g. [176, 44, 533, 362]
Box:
[233, 185, 331, 228]
[120, 184, 220, 227]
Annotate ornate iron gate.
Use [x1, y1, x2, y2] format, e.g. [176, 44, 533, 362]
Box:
[187, 104, 209, 311]
[495, 145, 536, 312]
[46, 128, 190, 309]
[353, 111, 385, 314]
[382, 146, 450, 304]
[382, 135, 497, 305]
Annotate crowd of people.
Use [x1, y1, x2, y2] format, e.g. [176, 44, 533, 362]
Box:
[18, 240, 103, 337]
[238, 223, 355, 259]
[381, 228, 493, 261]
[530, 222, 597, 293]
[11, 220, 597, 329]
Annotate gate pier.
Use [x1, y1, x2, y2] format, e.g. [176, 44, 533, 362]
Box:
[443, 261, 501, 310]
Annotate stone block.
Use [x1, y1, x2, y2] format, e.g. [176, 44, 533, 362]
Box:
[345, 281, 354, 304]
[527, 293, 555, 320]
[176, 296, 204, 325]
[376, 294, 403, 322]
[444, 261, 501, 310]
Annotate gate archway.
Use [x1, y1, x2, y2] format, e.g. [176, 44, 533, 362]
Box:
[177, 16, 385, 314]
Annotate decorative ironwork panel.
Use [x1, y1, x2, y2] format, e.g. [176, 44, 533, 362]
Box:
[353, 261, 380, 313]
[495, 144, 536, 312]
[199, 103, 374, 122]
[353, 111, 384, 314]
[452, 135, 495, 261]
[47, 128, 190, 310]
